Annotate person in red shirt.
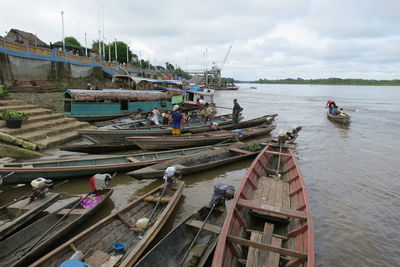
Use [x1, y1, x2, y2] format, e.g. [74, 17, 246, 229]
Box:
[325, 100, 337, 108]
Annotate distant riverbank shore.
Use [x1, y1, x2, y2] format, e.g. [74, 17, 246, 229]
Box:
[249, 78, 400, 86]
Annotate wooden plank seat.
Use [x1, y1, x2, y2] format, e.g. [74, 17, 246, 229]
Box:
[229, 148, 253, 155]
[249, 176, 294, 220]
[127, 157, 141, 163]
[263, 150, 291, 157]
[57, 208, 87, 216]
[143, 196, 171, 203]
[245, 223, 282, 267]
[238, 199, 307, 220]
[186, 219, 221, 234]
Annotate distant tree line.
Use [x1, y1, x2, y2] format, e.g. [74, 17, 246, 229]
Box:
[253, 77, 400, 86]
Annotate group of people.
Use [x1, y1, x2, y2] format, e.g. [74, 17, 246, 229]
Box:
[145, 98, 243, 136]
[326, 100, 346, 116]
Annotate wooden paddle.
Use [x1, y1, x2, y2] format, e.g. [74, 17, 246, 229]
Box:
[0, 171, 15, 185]
[22, 190, 94, 255]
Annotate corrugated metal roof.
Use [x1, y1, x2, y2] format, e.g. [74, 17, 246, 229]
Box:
[65, 89, 181, 101]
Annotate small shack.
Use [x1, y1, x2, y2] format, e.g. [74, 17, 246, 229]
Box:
[5, 29, 48, 47]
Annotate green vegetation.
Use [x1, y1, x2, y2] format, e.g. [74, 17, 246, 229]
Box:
[0, 85, 8, 97]
[248, 144, 261, 152]
[253, 78, 400, 86]
[0, 109, 28, 120]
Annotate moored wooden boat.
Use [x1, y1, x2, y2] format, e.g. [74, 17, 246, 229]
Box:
[212, 144, 314, 267]
[0, 189, 113, 267]
[128, 138, 272, 179]
[135, 205, 227, 267]
[77, 114, 277, 147]
[0, 146, 212, 184]
[127, 125, 276, 150]
[0, 192, 60, 241]
[31, 181, 185, 267]
[327, 111, 351, 125]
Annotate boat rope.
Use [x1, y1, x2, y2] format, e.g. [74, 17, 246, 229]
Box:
[276, 139, 284, 177]
[138, 182, 169, 238]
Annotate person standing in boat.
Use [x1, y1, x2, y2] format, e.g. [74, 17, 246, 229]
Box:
[152, 107, 161, 118]
[232, 99, 242, 124]
[171, 108, 183, 135]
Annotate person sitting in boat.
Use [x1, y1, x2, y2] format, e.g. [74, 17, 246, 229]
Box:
[183, 112, 192, 123]
[338, 108, 346, 117]
[326, 100, 338, 108]
[204, 103, 214, 123]
[196, 99, 202, 109]
[170, 108, 183, 135]
[329, 103, 339, 115]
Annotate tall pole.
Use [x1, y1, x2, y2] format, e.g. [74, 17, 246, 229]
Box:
[126, 45, 129, 63]
[114, 38, 117, 62]
[108, 44, 111, 62]
[186, 57, 188, 72]
[61, 11, 65, 52]
[98, 0, 101, 60]
[205, 48, 208, 85]
[102, 0, 105, 60]
[139, 50, 142, 70]
[77, 20, 80, 43]
[84, 32, 87, 57]
[98, 30, 102, 59]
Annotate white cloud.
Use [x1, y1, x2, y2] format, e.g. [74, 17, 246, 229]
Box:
[0, 0, 399, 80]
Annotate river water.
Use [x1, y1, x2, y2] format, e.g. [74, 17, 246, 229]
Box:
[1, 84, 399, 266]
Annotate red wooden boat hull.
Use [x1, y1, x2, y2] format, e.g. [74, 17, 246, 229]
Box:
[212, 145, 314, 267]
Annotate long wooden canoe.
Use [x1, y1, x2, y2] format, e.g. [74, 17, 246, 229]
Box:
[77, 114, 277, 147]
[99, 114, 236, 130]
[327, 111, 351, 125]
[0, 192, 60, 241]
[212, 144, 314, 267]
[135, 205, 227, 267]
[127, 124, 276, 150]
[128, 138, 272, 179]
[0, 189, 113, 267]
[0, 146, 212, 184]
[31, 181, 185, 267]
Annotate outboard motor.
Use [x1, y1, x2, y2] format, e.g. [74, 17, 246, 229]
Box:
[30, 177, 53, 200]
[278, 129, 288, 143]
[89, 173, 112, 195]
[209, 184, 235, 207]
[163, 166, 182, 185]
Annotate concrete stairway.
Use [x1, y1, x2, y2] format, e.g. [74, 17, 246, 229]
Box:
[0, 99, 90, 150]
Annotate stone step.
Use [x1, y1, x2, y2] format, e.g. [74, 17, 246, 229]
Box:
[0, 117, 78, 135]
[0, 100, 25, 106]
[0, 104, 38, 112]
[23, 108, 53, 116]
[16, 121, 89, 142]
[0, 113, 65, 127]
[35, 130, 81, 149]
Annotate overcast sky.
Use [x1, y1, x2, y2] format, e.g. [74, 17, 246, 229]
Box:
[1, 0, 399, 80]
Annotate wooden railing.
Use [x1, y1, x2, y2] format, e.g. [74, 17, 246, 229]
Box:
[5, 42, 25, 52]
[28, 46, 52, 56]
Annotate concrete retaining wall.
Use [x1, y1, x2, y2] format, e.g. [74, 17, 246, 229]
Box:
[0, 51, 110, 89]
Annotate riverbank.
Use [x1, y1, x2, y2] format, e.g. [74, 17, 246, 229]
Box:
[251, 78, 400, 86]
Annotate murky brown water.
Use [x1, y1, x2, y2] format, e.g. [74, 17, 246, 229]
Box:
[1, 84, 399, 266]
